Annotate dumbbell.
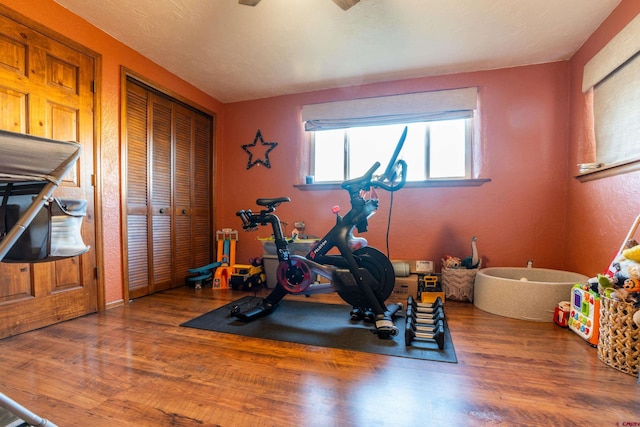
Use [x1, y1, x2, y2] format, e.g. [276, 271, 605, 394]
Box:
[406, 304, 444, 324]
[407, 295, 443, 313]
[405, 316, 445, 349]
[406, 316, 444, 333]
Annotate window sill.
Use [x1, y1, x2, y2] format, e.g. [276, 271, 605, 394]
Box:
[294, 178, 491, 191]
[575, 158, 640, 182]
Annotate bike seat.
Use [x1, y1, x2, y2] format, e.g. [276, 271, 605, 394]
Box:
[256, 197, 290, 207]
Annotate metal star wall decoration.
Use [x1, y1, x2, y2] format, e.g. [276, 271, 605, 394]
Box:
[242, 129, 278, 169]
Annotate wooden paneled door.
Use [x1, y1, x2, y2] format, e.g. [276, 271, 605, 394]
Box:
[123, 76, 212, 300]
[0, 8, 98, 338]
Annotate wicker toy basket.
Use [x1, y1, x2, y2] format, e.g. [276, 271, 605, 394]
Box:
[441, 260, 481, 302]
[597, 296, 639, 377]
[596, 214, 640, 377]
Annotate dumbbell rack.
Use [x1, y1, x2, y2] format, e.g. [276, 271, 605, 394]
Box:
[405, 296, 445, 350]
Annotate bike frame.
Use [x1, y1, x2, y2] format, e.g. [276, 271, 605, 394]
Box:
[235, 127, 408, 337]
[241, 181, 385, 306]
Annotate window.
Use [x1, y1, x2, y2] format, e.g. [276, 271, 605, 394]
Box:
[302, 87, 478, 183]
[580, 13, 640, 180]
[312, 119, 471, 182]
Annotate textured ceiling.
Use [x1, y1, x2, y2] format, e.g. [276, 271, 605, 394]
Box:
[53, 0, 621, 103]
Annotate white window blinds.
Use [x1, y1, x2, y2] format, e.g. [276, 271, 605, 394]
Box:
[582, 13, 640, 167]
[302, 87, 478, 131]
[582, 13, 640, 93]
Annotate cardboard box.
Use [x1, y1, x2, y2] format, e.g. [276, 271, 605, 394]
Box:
[260, 239, 317, 256]
[390, 274, 419, 299]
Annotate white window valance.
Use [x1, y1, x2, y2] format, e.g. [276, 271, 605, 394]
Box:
[582, 13, 640, 92]
[301, 87, 478, 131]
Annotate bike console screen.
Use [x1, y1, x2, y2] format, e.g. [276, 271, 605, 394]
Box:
[380, 126, 408, 184]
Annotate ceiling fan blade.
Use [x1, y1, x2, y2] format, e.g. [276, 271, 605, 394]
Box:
[239, 0, 261, 6]
[331, 0, 360, 10]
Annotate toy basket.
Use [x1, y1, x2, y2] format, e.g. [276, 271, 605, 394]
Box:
[596, 214, 640, 377]
[441, 260, 481, 302]
[597, 296, 639, 377]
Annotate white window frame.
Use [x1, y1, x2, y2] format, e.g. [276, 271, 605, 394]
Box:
[310, 118, 473, 182]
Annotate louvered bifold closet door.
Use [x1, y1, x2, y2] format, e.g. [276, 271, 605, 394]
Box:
[125, 83, 151, 299]
[173, 105, 193, 287]
[150, 95, 174, 293]
[124, 77, 214, 299]
[192, 114, 212, 269]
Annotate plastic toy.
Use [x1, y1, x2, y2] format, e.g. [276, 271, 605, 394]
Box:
[418, 274, 445, 304]
[230, 258, 266, 291]
[460, 236, 480, 268]
[186, 261, 222, 289]
[553, 301, 570, 327]
[567, 283, 600, 346]
[186, 228, 238, 289]
[213, 228, 238, 289]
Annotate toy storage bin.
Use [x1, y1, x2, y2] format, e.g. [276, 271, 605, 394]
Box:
[261, 239, 318, 256]
[441, 260, 481, 302]
[597, 296, 639, 377]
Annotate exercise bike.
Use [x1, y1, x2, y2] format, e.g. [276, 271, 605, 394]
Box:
[234, 127, 408, 338]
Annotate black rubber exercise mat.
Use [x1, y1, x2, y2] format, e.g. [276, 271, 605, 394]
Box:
[181, 296, 457, 363]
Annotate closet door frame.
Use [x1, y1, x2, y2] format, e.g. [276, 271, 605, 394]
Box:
[120, 67, 215, 302]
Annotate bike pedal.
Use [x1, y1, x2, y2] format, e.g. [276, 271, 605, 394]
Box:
[374, 317, 398, 339]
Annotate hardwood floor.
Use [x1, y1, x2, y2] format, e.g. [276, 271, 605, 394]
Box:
[0, 287, 638, 426]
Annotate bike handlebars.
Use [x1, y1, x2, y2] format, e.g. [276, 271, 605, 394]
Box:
[341, 158, 408, 194]
[374, 159, 407, 192]
[237, 209, 256, 231]
[340, 126, 408, 195]
[341, 162, 380, 192]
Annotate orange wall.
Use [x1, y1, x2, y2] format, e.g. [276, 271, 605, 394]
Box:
[222, 62, 572, 271]
[0, 0, 224, 304]
[565, 0, 640, 277]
